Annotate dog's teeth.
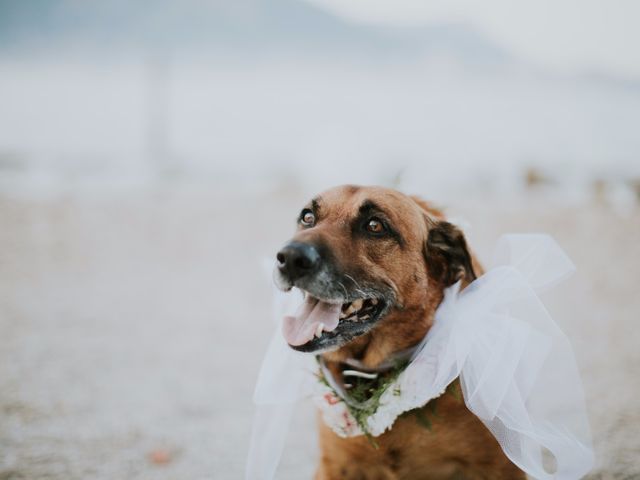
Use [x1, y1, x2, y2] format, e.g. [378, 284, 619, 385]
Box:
[360, 315, 370, 320]
[339, 311, 346, 319]
[352, 299, 363, 311]
[315, 323, 324, 338]
[371, 298, 378, 305]
[345, 304, 356, 316]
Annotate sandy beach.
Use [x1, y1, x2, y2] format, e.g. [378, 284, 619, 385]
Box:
[0, 186, 638, 479]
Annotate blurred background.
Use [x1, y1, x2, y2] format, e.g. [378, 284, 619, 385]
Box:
[0, 1, 638, 479]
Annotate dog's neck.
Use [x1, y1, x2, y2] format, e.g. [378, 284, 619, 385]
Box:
[320, 319, 431, 373]
[322, 285, 444, 370]
[339, 344, 420, 374]
[321, 276, 476, 371]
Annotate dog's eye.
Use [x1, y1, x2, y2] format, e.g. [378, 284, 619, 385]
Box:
[366, 218, 385, 234]
[300, 209, 316, 227]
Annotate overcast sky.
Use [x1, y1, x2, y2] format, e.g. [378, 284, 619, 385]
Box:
[309, 0, 640, 78]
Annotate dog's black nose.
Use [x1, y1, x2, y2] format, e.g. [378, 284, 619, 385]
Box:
[276, 242, 321, 281]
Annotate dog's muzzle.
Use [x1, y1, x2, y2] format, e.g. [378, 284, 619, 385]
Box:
[273, 241, 392, 352]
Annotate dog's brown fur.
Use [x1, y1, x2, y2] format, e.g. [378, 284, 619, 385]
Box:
[286, 186, 524, 480]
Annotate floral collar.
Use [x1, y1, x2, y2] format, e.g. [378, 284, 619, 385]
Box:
[314, 355, 412, 439]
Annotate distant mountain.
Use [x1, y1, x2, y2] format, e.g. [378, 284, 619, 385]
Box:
[0, 0, 510, 64]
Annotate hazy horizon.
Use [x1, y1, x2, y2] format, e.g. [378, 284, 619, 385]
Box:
[0, 0, 638, 203]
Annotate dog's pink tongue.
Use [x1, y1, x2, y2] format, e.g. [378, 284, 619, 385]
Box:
[282, 296, 341, 346]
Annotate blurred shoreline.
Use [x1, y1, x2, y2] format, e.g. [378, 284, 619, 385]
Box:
[1, 56, 639, 205]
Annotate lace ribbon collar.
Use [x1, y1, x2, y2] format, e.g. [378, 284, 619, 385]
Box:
[247, 234, 595, 480]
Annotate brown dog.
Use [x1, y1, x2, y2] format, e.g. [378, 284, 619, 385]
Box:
[274, 185, 525, 480]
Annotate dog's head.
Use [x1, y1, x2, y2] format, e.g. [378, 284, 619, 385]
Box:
[274, 185, 476, 363]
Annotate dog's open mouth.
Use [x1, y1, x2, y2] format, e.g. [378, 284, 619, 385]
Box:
[283, 292, 388, 352]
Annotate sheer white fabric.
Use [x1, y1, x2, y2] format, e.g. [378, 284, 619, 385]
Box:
[246, 235, 594, 479]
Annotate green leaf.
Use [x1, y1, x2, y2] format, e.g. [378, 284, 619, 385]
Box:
[414, 409, 432, 431]
[427, 399, 438, 417]
[446, 381, 462, 402]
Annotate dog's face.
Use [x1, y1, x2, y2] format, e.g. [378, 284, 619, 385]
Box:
[274, 185, 475, 358]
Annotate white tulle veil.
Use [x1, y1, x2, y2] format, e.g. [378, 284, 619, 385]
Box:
[246, 234, 594, 480]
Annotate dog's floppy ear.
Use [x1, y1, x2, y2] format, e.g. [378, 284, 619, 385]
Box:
[410, 195, 476, 286]
[424, 220, 476, 287]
